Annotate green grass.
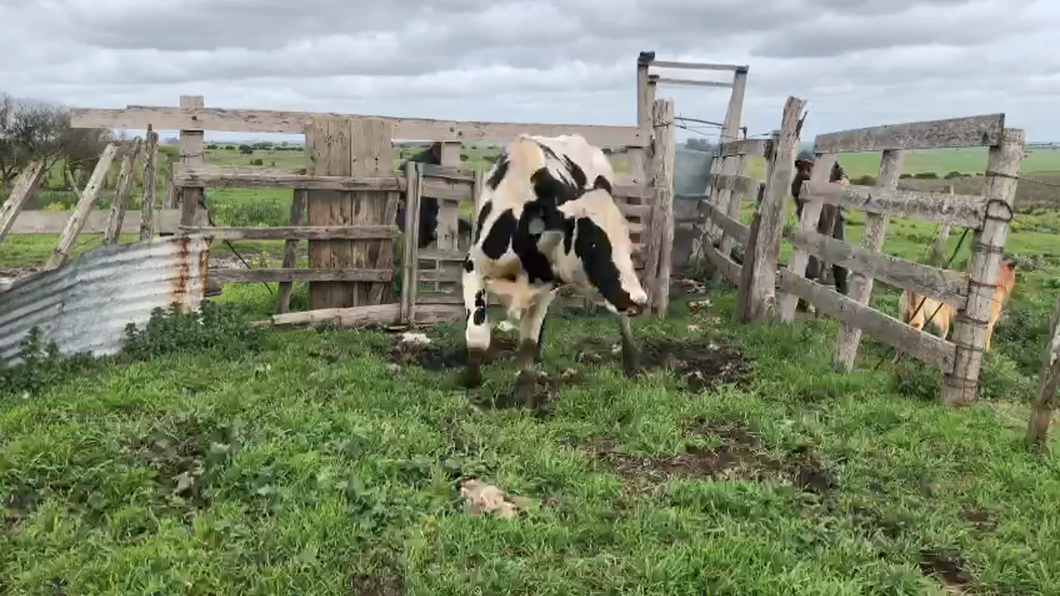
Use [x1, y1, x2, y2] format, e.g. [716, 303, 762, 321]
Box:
[2, 294, 1059, 594]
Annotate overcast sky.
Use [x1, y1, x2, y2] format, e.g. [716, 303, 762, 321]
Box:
[2, 0, 1058, 142]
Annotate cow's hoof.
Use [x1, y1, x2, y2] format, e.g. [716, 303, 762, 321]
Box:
[511, 372, 537, 407]
[462, 366, 483, 389]
[622, 365, 641, 379]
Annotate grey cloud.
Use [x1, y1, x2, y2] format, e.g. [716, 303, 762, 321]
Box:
[2, 0, 1058, 140]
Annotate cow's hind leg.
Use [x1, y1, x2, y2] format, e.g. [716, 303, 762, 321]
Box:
[463, 256, 489, 388]
[512, 289, 558, 408]
[618, 314, 640, 378]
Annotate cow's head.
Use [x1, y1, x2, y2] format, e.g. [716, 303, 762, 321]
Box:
[553, 189, 648, 316]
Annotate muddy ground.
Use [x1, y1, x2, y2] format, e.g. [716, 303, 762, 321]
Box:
[385, 333, 753, 394]
[578, 417, 838, 495]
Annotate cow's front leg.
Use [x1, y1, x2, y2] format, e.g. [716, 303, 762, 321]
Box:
[512, 289, 558, 407]
[462, 257, 489, 388]
[617, 314, 640, 378]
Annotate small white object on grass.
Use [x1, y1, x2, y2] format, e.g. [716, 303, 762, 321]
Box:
[400, 332, 432, 346]
[497, 320, 517, 333]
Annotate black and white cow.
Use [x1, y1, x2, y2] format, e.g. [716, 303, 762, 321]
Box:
[461, 133, 649, 403]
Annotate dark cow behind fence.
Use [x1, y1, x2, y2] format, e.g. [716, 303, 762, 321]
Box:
[396, 143, 473, 249]
[461, 133, 649, 404]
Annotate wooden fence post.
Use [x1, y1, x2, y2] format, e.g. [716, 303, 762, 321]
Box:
[0, 160, 45, 243]
[436, 141, 462, 252]
[45, 144, 120, 270]
[140, 126, 159, 242]
[739, 97, 806, 322]
[930, 184, 954, 266]
[646, 98, 675, 318]
[1027, 297, 1060, 451]
[942, 128, 1025, 405]
[400, 161, 423, 324]
[834, 149, 903, 370]
[179, 96, 208, 229]
[104, 136, 144, 245]
[720, 67, 748, 145]
[273, 190, 307, 315]
[777, 152, 838, 322]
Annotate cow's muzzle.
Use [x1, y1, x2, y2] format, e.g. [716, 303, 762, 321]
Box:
[625, 303, 644, 317]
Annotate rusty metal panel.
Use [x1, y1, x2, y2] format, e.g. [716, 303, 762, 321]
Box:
[0, 235, 209, 365]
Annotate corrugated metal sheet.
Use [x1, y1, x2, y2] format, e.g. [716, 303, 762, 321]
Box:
[672, 147, 715, 269]
[0, 235, 208, 365]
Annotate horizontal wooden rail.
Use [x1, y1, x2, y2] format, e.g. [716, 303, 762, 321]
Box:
[180, 225, 400, 240]
[813, 114, 1005, 154]
[650, 60, 748, 72]
[258, 303, 466, 328]
[654, 77, 732, 89]
[701, 242, 742, 285]
[174, 165, 650, 206]
[790, 230, 968, 308]
[717, 138, 773, 158]
[803, 181, 987, 228]
[6, 209, 180, 235]
[707, 173, 762, 197]
[414, 292, 587, 309]
[777, 270, 957, 371]
[209, 267, 393, 284]
[71, 106, 648, 148]
[700, 202, 750, 245]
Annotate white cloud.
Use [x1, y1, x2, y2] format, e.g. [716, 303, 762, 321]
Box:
[2, 0, 1058, 141]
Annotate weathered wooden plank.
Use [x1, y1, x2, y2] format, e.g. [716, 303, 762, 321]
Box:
[706, 173, 761, 197]
[44, 144, 120, 270]
[778, 270, 957, 371]
[70, 106, 647, 148]
[418, 267, 461, 283]
[0, 160, 45, 242]
[654, 77, 733, 88]
[1027, 297, 1060, 450]
[942, 129, 1024, 405]
[349, 117, 395, 306]
[746, 100, 804, 323]
[104, 136, 144, 245]
[718, 138, 772, 158]
[790, 229, 968, 308]
[7, 209, 181, 235]
[614, 184, 654, 201]
[777, 151, 837, 322]
[804, 180, 987, 228]
[257, 303, 466, 329]
[435, 141, 462, 252]
[646, 99, 675, 318]
[419, 163, 475, 182]
[178, 225, 399, 240]
[209, 268, 393, 284]
[274, 190, 307, 315]
[650, 60, 747, 71]
[813, 114, 1005, 154]
[735, 212, 762, 322]
[400, 162, 422, 324]
[835, 149, 903, 370]
[699, 202, 750, 245]
[700, 241, 742, 286]
[139, 127, 159, 241]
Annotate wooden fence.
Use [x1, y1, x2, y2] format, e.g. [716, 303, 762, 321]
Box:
[692, 107, 1025, 405]
[62, 88, 672, 326]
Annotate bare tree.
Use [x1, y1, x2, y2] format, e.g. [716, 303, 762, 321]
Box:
[0, 91, 113, 189]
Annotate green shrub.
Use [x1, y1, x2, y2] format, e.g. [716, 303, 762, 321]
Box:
[207, 144, 219, 150]
[899, 173, 912, 179]
[944, 170, 965, 179]
[250, 158, 264, 166]
[239, 145, 254, 155]
[0, 328, 103, 398]
[121, 302, 265, 362]
[852, 175, 877, 186]
[913, 172, 938, 180]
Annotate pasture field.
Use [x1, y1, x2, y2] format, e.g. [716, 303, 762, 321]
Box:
[2, 143, 1059, 594]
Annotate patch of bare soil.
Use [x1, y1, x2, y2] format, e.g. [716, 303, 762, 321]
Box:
[348, 564, 404, 596]
[384, 335, 519, 372]
[919, 548, 974, 591]
[576, 336, 753, 392]
[960, 506, 997, 533]
[587, 417, 837, 493]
